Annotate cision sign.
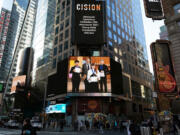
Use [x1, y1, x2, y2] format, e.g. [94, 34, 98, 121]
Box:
[72, 0, 106, 46]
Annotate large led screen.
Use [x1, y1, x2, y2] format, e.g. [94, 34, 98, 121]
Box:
[72, 0, 106, 45]
[151, 41, 177, 93]
[46, 104, 66, 114]
[67, 56, 111, 93]
[11, 75, 26, 93]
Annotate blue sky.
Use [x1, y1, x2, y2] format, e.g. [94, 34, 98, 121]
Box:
[0, 0, 164, 73]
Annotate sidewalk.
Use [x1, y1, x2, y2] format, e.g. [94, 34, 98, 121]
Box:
[42, 128, 127, 135]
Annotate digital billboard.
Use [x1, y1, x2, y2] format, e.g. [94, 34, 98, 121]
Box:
[11, 75, 26, 93]
[151, 40, 177, 93]
[67, 56, 111, 93]
[143, 0, 164, 20]
[72, 0, 106, 45]
[0, 83, 3, 93]
[46, 104, 66, 114]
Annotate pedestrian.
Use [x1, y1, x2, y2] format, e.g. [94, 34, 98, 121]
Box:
[129, 121, 136, 135]
[60, 119, 64, 132]
[85, 120, 90, 130]
[21, 118, 36, 135]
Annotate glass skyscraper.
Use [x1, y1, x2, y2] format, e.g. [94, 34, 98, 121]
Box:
[32, 0, 56, 84]
[4, 0, 37, 92]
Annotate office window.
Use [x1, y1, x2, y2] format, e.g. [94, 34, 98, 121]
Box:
[59, 33, 63, 41]
[108, 30, 112, 39]
[52, 58, 56, 69]
[61, 11, 64, 21]
[55, 27, 59, 35]
[65, 29, 69, 38]
[70, 49, 74, 56]
[53, 47, 57, 56]
[56, 16, 59, 24]
[113, 23, 116, 32]
[108, 19, 111, 28]
[113, 34, 117, 42]
[58, 55, 62, 62]
[117, 28, 121, 35]
[67, 0, 70, 6]
[60, 22, 64, 31]
[59, 44, 63, 53]
[64, 40, 68, 50]
[54, 36, 58, 45]
[57, 7, 60, 14]
[107, 7, 111, 17]
[62, 1, 65, 10]
[64, 53, 68, 59]
[66, 7, 70, 17]
[65, 18, 69, 27]
[118, 38, 122, 44]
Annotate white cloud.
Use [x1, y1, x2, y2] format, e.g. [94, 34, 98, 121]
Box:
[140, 0, 164, 74]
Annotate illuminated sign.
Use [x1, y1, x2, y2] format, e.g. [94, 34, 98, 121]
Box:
[11, 75, 26, 93]
[72, 0, 106, 45]
[151, 40, 177, 93]
[67, 56, 111, 93]
[46, 104, 66, 114]
[0, 83, 3, 92]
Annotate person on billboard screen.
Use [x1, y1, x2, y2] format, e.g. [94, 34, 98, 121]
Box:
[82, 58, 91, 92]
[98, 60, 109, 92]
[87, 63, 100, 92]
[70, 60, 82, 92]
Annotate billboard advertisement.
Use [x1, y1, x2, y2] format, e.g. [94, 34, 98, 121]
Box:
[151, 40, 177, 93]
[46, 104, 66, 114]
[72, 0, 106, 45]
[11, 75, 26, 93]
[67, 56, 111, 93]
[143, 0, 164, 20]
[0, 83, 3, 93]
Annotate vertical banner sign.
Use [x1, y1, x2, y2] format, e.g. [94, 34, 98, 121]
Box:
[151, 40, 177, 93]
[143, 0, 164, 19]
[73, 0, 106, 45]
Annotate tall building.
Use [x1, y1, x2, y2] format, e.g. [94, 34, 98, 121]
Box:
[5, 0, 37, 92]
[161, 0, 180, 90]
[159, 25, 168, 40]
[49, 0, 153, 120]
[32, 0, 56, 85]
[0, 8, 11, 83]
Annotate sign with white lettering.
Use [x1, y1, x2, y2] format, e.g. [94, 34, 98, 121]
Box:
[72, 0, 106, 46]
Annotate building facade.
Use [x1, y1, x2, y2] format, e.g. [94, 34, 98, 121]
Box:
[32, 0, 56, 85]
[161, 0, 180, 90]
[159, 25, 168, 40]
[50, 0, 153, 120]
[0, 8, 11, 83]
[5, 0, 37, 92]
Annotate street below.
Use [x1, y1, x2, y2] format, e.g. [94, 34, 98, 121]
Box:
[0, 128, 128, 135]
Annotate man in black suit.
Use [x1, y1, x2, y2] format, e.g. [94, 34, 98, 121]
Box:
[70, 60, 82, 92]
[82, 58, 91, 92]
[98, 60, 109, 92]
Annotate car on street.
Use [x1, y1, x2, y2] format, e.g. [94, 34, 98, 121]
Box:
[4, 120, 21, 128]
[31, 120, 43, 130]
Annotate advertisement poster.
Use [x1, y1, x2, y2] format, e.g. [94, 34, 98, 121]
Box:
[11, 75, 26, 93]
[151, 41, 176, 93]
[67, 56, 111, 93]
[73, 0, 106, 45]
[46, 104, 66, 114]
